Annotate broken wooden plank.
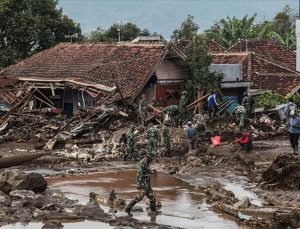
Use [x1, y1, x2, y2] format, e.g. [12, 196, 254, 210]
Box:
[187, 93, 210, 109]
[36, 89, 55, 106]
[50, 82, 56, 96]
[34, 96, 56, 108]
[0, 153, 44, 169]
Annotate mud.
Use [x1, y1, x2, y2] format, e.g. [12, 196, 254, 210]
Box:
[46, 168, 252, 229]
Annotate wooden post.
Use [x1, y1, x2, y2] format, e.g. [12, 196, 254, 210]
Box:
[115, 82, 129, 114]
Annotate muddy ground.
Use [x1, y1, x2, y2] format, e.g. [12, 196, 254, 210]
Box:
[0, 126, 299, 228]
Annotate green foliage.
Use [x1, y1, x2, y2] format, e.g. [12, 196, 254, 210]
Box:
[170, 15, 199, 51]
[185, 35, 223, 99]
[0, 0, 81, 67]
[256, 91, 286, 108]
[286, 93, 300, 108]
[205, 14, 269, 48]
[86, 22, 152, 42]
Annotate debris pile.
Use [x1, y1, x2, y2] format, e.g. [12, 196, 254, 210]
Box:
[261, 154, 300, 190]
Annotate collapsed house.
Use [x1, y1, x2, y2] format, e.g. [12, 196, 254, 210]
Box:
[0, 41, 187, 117]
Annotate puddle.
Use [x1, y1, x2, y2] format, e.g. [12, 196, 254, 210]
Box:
[46, 169, 253, 229]
[1, 221, 112, 229]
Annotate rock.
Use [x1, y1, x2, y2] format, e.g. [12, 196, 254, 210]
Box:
[0, 181, 12, 194]
[0, 170, 47, 193]
[233, 196, 251, 209]
[10, 190, 35, 199]
[52, 192, 65, 199]
[74, 195, 105, 218]
[33, 208, 44, 218]
[131, 206, 143, 212]
[0, 191, 11, 206]
[12, 173, 47, 193]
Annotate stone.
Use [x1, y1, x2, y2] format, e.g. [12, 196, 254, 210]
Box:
[0, 191, 12, 206]
[74, 197, 105, 218]
[10, 190, 35, 199]
[52, 192, 65, 199]
[131, 206, 143, 212]
[233, 196, 251, 209]
[0, 170, 47, 194]
[12, 173, 47, 193]
[33, 208, 44, 218]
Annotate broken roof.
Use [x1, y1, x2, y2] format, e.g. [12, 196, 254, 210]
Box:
[211, 39, 300, 95]
[0, 42, 178, 99]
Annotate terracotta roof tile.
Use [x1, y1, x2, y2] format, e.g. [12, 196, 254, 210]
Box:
[226, 39, 296, 70]
[0, 43, 167, 99]
[212, 52, 300, 95]
[207, 40, 226, 53]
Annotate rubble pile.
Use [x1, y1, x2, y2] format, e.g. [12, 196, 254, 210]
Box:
[261, 154, 300, 190]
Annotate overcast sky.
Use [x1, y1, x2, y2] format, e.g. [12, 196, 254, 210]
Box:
[58, 0, 299, 38]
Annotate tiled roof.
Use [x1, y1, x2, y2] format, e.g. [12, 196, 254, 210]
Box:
[226, 39, 296, 70]
[207, 39, 226, 53]
[212, 52, 300, 95]
[0, 43, 167, 99]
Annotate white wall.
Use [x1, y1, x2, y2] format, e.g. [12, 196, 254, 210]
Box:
[156, 59, 185, 80]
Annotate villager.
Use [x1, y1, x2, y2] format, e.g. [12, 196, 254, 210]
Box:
[139, 94, 147, 127]
[242, 92, 255, 118]
[233, 132, 253, 152]
[146, 124, 161, 160]
[185, 121, 197, 151]
[125, 125, 139, 161]
[207, 91, 219, 117]
[163, 105, 179, 126]
[119, 133, 127, 158]
[288, 110, 300, 154]
[124, 151, 160, 215]
[179, 91, 189, 124]
[235, 104, 246, 131]
[161, 122, 171, 157]
[193, 113, 206, 137]
[284, 99, 296, 122]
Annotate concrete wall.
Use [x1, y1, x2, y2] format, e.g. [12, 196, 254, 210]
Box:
[209, 64, 242, 81]
[156, 59, 185, 80]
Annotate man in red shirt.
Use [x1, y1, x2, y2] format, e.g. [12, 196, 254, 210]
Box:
[233, 132, 253, 152]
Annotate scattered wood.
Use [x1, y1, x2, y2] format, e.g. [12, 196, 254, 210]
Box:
[0, 153, 44, 169]
[187, 93, 210, 109]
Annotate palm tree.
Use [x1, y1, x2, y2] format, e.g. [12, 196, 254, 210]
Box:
[205, 14, 268, 48]
[267, 28, 296, 50]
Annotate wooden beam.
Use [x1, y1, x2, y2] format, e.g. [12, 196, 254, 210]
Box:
[50, 82, 55, 96]
[187, 93, 210, 109]
[34, 96, 56, 108]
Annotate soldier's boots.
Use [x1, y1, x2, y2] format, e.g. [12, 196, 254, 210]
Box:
[149, 200, 161, 214]
[124, 199, 137, 215]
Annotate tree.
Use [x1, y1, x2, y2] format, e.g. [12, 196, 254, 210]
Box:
[170, 15, 199, 51]
[185, 35, 223, 99]
[0, 0, 81, 67]
[265, 5, 296, 50]
[205, 14, 268, 48]
[87, 22, 151, 42]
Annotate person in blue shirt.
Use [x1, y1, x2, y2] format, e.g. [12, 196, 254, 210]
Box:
[207, 91, 219, 117]
[288, 110, 300, 154]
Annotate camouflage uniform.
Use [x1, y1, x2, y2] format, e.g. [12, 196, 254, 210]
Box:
[146, 125, 161, 160]
[161, 124, 171, 157]
[242, 94, 254, 118]
[139, 99, 147, 127]
[194, 114, 206, 137]
[125, 126, 139, 160]
[124, 157, 157, 213]
[235, 105, 246, 131]
[163, 105, 179, 126]
[179, 91, 189, 124]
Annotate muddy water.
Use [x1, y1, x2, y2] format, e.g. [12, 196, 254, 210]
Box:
[47, 169, 252, 229]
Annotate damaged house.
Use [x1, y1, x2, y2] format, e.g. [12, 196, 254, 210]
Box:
[0, 41, 187, 116]
[208, 39, 300, 108]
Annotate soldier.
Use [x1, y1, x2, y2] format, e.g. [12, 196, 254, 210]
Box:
[242, 92, 255, 118]
[146, 124, 161, 160]
[139, 94, 147, 127]
[235, 104, 246, 131]
[163, 105, 179, 126]
[124, 151, 160, 215]
[161, 122, 171, 157]
[179, 91, 189, 124]
[125, 125, 139, 161]
[193, 113, 206, 137]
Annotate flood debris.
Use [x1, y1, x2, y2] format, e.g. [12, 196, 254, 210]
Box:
[261, 154, 300, 190]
